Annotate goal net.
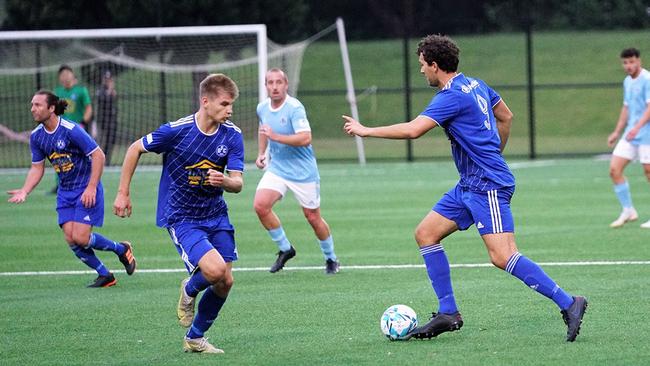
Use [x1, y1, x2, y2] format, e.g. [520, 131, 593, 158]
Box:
[0, 25, 311, 167]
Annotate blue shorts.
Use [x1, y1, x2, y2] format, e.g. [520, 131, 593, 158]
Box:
[56, 184, 104, 227]
[167, 215, 238, 274]
[433, 184, 515, 235]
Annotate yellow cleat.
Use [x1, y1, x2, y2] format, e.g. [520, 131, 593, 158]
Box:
[183, 337, 224, 354]
[177, 277, 195, 328]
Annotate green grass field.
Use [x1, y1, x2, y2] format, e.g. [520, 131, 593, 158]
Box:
[2, 158, 650, 365]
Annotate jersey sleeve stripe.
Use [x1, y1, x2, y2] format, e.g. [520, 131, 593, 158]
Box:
[86, 146, 100, 156]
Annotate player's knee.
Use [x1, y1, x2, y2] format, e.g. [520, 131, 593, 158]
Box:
[609, 166, 622, 180]
[414, 226, 438, 246]
[71, 231, 91, 246]
[304, 210, 321, 225]
[488, 253, 508, 270]
[201, 264, 226, 284]
[253, 200, 271, 217]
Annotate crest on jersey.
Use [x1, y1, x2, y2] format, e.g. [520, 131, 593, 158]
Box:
[216, 145, 228, 157]
[56, 139, 66, 149]
[280, 117, 288, 126]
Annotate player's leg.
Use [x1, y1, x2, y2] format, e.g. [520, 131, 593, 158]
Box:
[610, 140, 638, 227]
[410, 186, 467, 339]
[254, 172, 295, 272]
[476, 188, 587, 341]
[62, 221, 115, 287]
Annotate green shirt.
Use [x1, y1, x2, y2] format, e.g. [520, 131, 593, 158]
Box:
[54, 84, 92, 124]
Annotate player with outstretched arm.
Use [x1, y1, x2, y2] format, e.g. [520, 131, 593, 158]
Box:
[343, 35, 587, 342]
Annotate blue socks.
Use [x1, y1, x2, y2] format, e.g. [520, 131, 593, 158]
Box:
[88, 233, 126, 255]
[70, 245, 110, 276]
[420, 244, 458, 314]
[506, 252, 574, 310]
[185, 270, 212, 298]
[186, 287, 227, 339]
[613, 181, 633, 209]
[268, 227, 292, 252]
[319, 235, 337, 260]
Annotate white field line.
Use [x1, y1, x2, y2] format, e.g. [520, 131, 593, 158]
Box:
[1, 260, 649, 276]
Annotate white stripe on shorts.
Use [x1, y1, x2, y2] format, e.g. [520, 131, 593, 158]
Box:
[168, 227, 195, 273]
[488, 190, 503, 234]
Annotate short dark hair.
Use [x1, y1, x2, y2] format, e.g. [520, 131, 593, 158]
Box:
[620, 48, 640, 58]
[200, 73, 239, 100]
[417, 35, 460, 72]
[58, 64, 73, 75]
[35, 89, 68, 115]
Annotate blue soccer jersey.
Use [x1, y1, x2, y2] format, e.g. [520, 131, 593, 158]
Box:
[257, 96, 319, 182]
[30, 117, 100, 191]
[623, 68, 650, 145]
[420, 73, 515, 191]
[142, 114, 245, 227]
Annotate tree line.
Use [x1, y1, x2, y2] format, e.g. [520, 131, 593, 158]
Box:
[3, 0, 649, 42]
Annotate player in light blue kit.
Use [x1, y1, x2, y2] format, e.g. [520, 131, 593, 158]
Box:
[344, 35, 587, 342]
[254, 68, 339, 274]
[607, 48, 650, 228]
[8, 90, 136, 288]
[113, 74, 243, 354]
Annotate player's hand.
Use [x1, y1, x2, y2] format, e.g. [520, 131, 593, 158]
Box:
[342, 115, 369, 137]
[113, 193, 132, 218]
[607, 131, 619, 148]
[7, 189, 27, 204]
[259, 124, 275, 140]
[80, 186, 97, 208]
[255, 154, 267, 169]
[625, 127, 640, 141]
[206, 169, 225, 187]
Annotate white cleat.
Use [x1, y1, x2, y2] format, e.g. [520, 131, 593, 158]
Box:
[177, 277, 195, 328]
[641, 220, 650, 229]
[183, 337, 224, 354]
[610, 208, 638, 228]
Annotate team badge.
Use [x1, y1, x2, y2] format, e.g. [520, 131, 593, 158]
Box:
[280, 117, 288, 126]
[216, 145, 228, 157]
[56, 139, 66, 149]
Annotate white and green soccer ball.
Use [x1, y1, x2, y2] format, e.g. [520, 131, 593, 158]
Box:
[380, 304, 418, 341]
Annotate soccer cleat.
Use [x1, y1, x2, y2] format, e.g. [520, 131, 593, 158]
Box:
[561, 296, 588, 342]
[87, 273, 116, 288]
[325, 258, 340, 274]
[177, 277, 196, 328]
[269, 246, 296, 273]
[409, 312, 463, 339]
[609, 208, 638, 228]
[183, 337, 224, 354]
[118, 241, 137, 275]
[640, 219, 650, 229]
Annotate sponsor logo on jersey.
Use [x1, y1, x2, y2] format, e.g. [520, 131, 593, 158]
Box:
[185, 159, 223, 186]
[49, 151, 74, 173]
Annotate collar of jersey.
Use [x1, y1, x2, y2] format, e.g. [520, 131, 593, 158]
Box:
[44, 116, 61, 135]
[194, 113, 220, 136]
[442, 73, 463, 90]
[269, 96, 289, 112]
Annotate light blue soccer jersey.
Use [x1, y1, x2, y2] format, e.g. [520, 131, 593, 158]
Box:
[420, 73, 515, 192]
[30, 117, 100, 191]
[623, 68, 650, 145]
[141, 114, 245, 227]
[257, 96, 319, 182]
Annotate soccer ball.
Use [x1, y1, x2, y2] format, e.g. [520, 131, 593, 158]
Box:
[380, 304, 418, 341]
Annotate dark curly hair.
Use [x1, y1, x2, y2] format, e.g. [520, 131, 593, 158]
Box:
[620, 48, 640, 58]
[416, 35, 460, 72]
[35, 89, 68, 115]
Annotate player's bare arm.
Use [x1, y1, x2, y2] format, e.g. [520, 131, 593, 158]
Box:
[113, 140, 147, 218]
[259, 124, 311, 146]
[625, 102, 650, 141]
[342, 115, 436, 139]
[207, 170, 243, 193]
[256, 125, 269, 169]
[608, 106, 628, 147]
[493, 100, 514, 152]
[7, 162, 45, 203]
[81, 148, 105, 208]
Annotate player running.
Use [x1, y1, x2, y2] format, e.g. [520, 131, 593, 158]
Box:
[607, 47, 650, 228]
[113, 74, 243, 354]
[254, 68, 339, 274]
[8, 90, 136, 288]
[343, 35, 587, 342]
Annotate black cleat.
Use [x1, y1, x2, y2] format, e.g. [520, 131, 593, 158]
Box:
[87, 273, 116, 288]
[410, 312, 463, 339]
[269, 246, 296, 273]
[118, 241, 137, 275]
[325, 259, 340, 274]
[561, 296, 588, 342]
